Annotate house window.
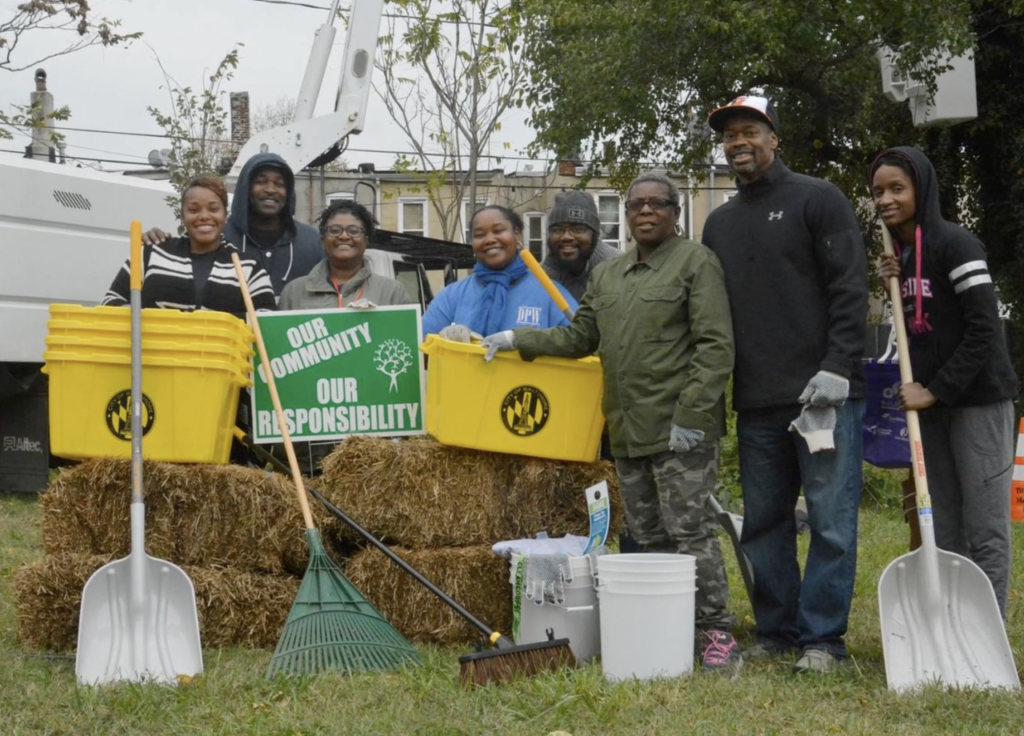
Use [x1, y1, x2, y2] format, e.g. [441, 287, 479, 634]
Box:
[722, 190, 738, 205]
[399, 199, 427, 237]
[325, 191, 354, 207]
[597, 192, 622, 250]
[677, 191, 691, 239]
[524, 212, 546, 261]
[462, 197, 490, 244]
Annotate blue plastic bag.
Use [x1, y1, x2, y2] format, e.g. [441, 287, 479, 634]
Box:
[862, 333, 910, 469]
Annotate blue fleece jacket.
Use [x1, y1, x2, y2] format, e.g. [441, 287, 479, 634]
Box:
[225, 152, 322, 296]
[422, 260, 577, 337]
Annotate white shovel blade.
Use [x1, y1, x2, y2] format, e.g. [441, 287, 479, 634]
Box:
[879, 547, 1019, 693]
[76, 555, 203, 686]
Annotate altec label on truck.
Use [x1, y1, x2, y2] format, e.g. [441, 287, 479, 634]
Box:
[250, 305, 426, 443]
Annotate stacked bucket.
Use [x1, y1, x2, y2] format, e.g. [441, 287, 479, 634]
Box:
[509, 551, 698, 680]
[43, 305, 254, 464]
[597, 553, 697, 680]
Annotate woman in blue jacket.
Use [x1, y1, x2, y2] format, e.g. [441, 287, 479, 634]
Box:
[423, 206, 577, 339]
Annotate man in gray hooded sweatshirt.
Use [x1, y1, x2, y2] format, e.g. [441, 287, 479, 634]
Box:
[143, 153, 321, 298]
[542, 191, 622, 302]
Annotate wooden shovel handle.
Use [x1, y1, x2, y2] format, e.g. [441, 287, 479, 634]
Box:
[519, 248, 575, 321]
[880, 225, 930, 504]
[231, 252, 315, 530]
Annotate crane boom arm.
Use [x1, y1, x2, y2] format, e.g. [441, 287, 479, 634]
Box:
[227, 0, 384, 182]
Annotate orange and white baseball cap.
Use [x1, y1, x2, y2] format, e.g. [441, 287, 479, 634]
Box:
[708, 95, 780, 134]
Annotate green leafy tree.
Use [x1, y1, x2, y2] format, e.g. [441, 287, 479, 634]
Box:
[517, 0, 972, 200]
[147, 46, 241, 216]
[374, 0, 523, 241]
[0, 0, 139, 140]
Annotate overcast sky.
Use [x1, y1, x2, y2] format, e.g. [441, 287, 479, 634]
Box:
[0, 0, 542, 174]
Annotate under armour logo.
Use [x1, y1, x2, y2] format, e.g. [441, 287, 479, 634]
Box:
[768, 211, 784, 221]
[568, 207, 585, 219]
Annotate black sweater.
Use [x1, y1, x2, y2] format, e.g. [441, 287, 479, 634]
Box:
[102, 237, 277, 318]
[702, 158, 868, 412]
[873, 147, 1018, 407]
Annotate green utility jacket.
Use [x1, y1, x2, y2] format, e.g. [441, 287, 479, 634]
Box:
[514, 236, 734, 459]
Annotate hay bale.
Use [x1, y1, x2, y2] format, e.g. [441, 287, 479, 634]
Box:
[318, 436, 622, 548]
[40, 459, 323, 575]
[345, 545, 511, 646]
[12, 554, 299, 652]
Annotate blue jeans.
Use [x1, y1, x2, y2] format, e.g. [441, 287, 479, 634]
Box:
[737, 400, 864, 656]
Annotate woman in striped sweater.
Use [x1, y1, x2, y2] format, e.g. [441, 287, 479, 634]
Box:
[102, 176, 276, 316]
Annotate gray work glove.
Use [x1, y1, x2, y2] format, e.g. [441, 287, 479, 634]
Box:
[524, 554, 574, 606]
[668, 424, 705, 453]
[480, 330, 516, 362]
[439, 324, 473, 342]
[346, 298, 378, 310]
[798, 370, 850, 407]
[789, 404, 837, 453]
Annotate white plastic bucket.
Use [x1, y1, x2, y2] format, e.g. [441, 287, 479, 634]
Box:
[597, 553, 697, 681]
[509, 554, 600, 664]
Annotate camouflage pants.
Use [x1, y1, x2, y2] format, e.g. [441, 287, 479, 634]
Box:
[614, 444, 734, 631]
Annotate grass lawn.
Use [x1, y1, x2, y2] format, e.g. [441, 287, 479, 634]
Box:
[2, 485, 1023, 735]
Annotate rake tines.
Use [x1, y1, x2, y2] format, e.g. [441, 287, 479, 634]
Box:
[266, 530, 420, 678]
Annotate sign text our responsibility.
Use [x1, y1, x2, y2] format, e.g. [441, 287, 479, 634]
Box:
[250, 305, 427, 443]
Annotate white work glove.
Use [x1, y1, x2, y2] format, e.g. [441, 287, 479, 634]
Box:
[346, 298, 378, 310]
[480, 330, 516, 362]
[789, 404, 837, 453]
[524, 554, 574, 606]
[439, 324, 473, 342]
[798, 370, 850, 407]
[668, 424, 705, 453]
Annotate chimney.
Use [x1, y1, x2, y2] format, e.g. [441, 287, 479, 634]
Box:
[27, 69, 56, 161]
[557, 160, 577, 177]
[230, 92, 251, 154]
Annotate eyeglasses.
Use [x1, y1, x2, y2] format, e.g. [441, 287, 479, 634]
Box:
[625, 197, 675, 213]
[324, 224, 365, 238]
[548, 224, 591, 237]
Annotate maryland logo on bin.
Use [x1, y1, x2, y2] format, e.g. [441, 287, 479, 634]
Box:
[105, 390, 156, 440]
[501, 385, 549, 436]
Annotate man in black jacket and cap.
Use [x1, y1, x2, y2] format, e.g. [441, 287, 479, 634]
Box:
[701, 95, 868, 676]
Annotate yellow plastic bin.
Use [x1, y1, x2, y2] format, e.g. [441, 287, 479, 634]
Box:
[45, 334, 254, 376]
[420, 334, 605, 462]
[43, 349, 251, 464]
[47, 319, 253, 357]
[49, 304, 253, 345]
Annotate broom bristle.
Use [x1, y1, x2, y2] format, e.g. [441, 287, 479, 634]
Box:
[458, 638, 576, 687]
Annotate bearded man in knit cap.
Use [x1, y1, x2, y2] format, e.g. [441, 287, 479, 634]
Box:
[542, 191, 623, 301]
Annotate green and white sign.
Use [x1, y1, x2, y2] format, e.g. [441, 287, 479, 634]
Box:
[250, 306, 426, 443]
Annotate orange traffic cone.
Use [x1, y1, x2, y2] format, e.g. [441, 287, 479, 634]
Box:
[1012, 419, 1024, 523]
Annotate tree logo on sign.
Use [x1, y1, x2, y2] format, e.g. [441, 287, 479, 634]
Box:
[375, 339, 414, 392]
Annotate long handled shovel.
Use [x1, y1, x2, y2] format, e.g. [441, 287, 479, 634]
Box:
[230, 253, 419, 678]
[520, 248, 757, 606]
[876, 225, 1019, 692]
[75, 222, 203, 685]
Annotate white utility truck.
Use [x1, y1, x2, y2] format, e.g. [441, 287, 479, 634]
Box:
[0, 0, 457, 490]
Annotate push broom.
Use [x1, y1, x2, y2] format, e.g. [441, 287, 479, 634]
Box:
[232, 430, 578, 687]
[231, 253, 420, 678]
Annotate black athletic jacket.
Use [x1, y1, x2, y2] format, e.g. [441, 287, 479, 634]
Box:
[870, 146, 1018, 407]
[702, 158, 868, 412]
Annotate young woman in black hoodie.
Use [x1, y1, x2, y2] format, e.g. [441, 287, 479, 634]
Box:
[871, 146, 1017, 619]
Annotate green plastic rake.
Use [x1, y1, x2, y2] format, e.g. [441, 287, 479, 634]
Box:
[266, 529, 420, 677]
[232, 254, 419, 679]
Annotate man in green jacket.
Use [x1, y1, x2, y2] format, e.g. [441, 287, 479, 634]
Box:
[481, 172, 740, 676]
